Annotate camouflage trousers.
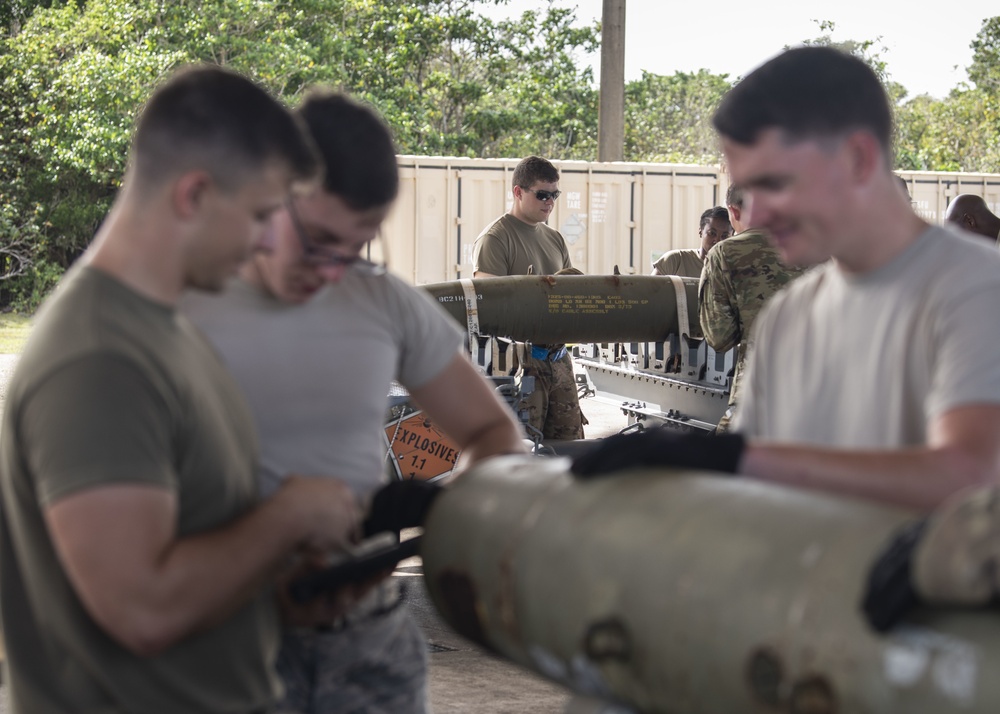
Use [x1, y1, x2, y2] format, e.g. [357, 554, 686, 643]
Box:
[520, 351, 586, 441]
[275, 595, 428, 714]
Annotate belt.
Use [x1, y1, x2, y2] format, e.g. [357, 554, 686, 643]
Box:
[313, 580, 405, 633]
[530, 344, 567, 361]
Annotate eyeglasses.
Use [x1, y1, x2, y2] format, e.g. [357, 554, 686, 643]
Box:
[520, 187, 561, 202]
[286, 199, 386, 276]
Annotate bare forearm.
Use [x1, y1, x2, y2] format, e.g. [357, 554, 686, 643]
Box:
[410, 353, 527, 471]
[456, 414, 527, 467]
[141, 496, 310, 645]
[740, 442, 993, 511]
[48, 477, 358, 656]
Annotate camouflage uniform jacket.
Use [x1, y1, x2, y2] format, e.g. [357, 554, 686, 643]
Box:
[699, 230, 807, 412]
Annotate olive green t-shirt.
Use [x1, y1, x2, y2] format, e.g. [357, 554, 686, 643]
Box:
[0, 266, 279, 713]
[473, 213, 572, 276]
[652, 248, 704, 278]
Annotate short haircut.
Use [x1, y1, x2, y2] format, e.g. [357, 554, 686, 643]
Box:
[131, 65, 319, 192]
[700, 206, 731, 231]
[296, 90, 399, 210]
[512, 156, 559, 191]
[725, 183, 744, 209]
[712, 46, 893, 156]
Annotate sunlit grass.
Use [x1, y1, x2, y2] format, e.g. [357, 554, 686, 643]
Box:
[0, 313, 32, 355]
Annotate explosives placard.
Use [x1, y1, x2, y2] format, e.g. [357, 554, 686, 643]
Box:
[383, 410, 461, 482]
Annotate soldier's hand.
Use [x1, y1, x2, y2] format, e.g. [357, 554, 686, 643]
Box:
[861, 517, 928, 632]
[363, 480, 443, 537]
[274, 475, 362, 552]
[570, 428, 745, 478]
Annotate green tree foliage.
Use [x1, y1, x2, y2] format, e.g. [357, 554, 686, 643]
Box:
[895, 16, 1000, 172]
[1, 0, 75, 36]
[0, 0, 349, 308]
[0, 0, 598, 308]
[480, 5, 599, 159]
[795, 18, 1000, 174]
[1, 1, 187, 306]
[797, 20, 908, 102]
[895, 89, 1000, 172]
[969, 16, 1000, 92]
[3, 4, 1000, 309]
[313, 1, 599, 158]
[624, 69, 731, 164]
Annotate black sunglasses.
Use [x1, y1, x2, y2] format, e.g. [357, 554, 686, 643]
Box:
[520, 187, 561, 202]
[286, 199, 385, 275]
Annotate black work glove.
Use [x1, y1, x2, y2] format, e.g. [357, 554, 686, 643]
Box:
[861, 517, 929, 632]
[570, 428, 745, 478]
[362, 479, 443, 537]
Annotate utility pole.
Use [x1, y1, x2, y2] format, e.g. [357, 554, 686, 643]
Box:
[597, 0, 625, 162]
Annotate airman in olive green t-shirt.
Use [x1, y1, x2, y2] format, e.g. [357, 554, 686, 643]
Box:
[472, 156, 585, 440]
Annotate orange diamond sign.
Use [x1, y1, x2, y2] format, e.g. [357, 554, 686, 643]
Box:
[384, 410, 461, 482]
